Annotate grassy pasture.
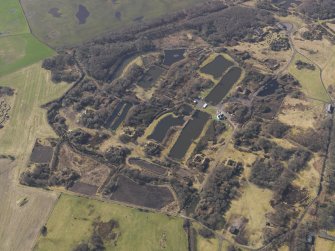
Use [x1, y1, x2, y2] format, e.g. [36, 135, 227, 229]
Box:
[21, 0, 206, 47]
[0, 34, 54, 77]
[0, 0, 29, 35]
[288, 54, 330, 102]
[34, 193, 188, 251]
[315, 236, 335, 251]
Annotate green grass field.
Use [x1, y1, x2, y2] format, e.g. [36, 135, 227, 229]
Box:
[0, 63, 70, 157]
[0, 0, 54, 77]
[0, 34, 54, 77]
[289, 54, 330, 102]
[21, 0, 205, 47]
[0, 0, 29, 35]
[34, 194, 188, 251]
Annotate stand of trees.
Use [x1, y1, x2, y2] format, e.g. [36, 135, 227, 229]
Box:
[195, 164, 243, 229]
[299, 0, 335, 20]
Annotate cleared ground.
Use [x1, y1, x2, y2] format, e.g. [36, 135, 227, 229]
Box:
[0, 64, 70, 251]
[21, 0, 206, 47]
[34, 193, 188, 251]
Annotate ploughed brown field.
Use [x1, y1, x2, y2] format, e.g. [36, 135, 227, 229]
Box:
[111, 175, 174, 209]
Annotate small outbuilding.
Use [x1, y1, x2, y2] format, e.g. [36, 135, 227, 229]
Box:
[326, 104, 334, 114]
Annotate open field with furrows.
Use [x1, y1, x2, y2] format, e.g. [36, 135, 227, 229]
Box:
[0, 0, 29, 35]
[0, 63, 70, 156]
[21, 0, 206, 47]
[34, 193, 188, 251]
[288, 53, 330, 102]
[0, 64, 70, 251]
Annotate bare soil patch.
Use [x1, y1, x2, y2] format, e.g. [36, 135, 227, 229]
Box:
[69, 182, 99, 196]
[30, 145, 53, 164]
[111, 175, 174, 209]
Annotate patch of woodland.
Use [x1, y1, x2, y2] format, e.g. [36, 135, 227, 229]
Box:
[67, 129, 111, 155]
[252, 75, 300, 120]
[263, 202, 298, 244]
[104, 146, 131, 166]
[144, 141, 162, 157]
[0, 86, 14, 96]
[170, 178, 199, 213]
[299, 0, 335, 20]
[270, 37, 290, 51]
[73, 219, 120, 251]
[295, 60, 315, 71]
[301, 25, 324, 41]
[187, 6, 275, 46]
[198, 227, 215, 239]
[263, 120, 290, 138]
[256, 0, 278, 12]
[225, 74, 300, 125]
[240, 70, 267, 93]
[225, 103, 253, 124]
[195, 164, 243, 230]
[232, 115, 313, 244]
[319, 201, 335, 230]
[289, 222, 317, 251]
[42, 53, 80, 83]
[263, 174, 310, 245]
[20, 163, 80, 188]
[256, 0, 292, 16]
[250, 158, 285, 189]
[188, 154, 210, 173]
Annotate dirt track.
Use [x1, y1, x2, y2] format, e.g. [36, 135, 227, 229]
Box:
[0, 158, 58, 251]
